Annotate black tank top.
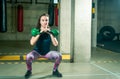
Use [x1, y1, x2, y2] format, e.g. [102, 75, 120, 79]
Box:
[33, 32, 51, 55]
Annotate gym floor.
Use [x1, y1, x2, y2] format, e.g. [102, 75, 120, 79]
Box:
[0, 41, 120, 79]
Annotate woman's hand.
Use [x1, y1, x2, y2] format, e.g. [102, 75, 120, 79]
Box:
[40, 26, 50, 33]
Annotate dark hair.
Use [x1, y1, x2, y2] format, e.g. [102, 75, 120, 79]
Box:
[36, 13, 49, 30]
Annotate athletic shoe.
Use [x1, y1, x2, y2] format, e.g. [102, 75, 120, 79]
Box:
[52, 69, 62, 77]
[24, 70, 32, 78]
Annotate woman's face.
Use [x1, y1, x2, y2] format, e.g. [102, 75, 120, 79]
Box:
[40, 16, 49, 28]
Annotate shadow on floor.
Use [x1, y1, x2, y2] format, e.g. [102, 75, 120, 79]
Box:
[97, 40, 120, 53]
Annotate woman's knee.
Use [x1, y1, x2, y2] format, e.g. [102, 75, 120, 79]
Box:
[26, 53, 34, 60]
[56, 53, 62, 61]
[59, 54, 62, 61]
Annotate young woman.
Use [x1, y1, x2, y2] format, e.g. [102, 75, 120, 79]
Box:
[24, 13, 62, 78]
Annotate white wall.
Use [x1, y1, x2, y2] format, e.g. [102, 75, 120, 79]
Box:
[59, 0, 71, 54]
[60, 0, 92, 62]
[74, 0, 92, 62]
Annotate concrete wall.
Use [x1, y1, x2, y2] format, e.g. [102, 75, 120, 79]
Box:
[74, 0, 92, 62]
[91, 0, 120, 47]
[92, 0, 97, 47]
[97, 0, 120, 33]
[0, 0, 50, 40]
[60, 0, 92, 62]
[59, 0, 71, 54]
